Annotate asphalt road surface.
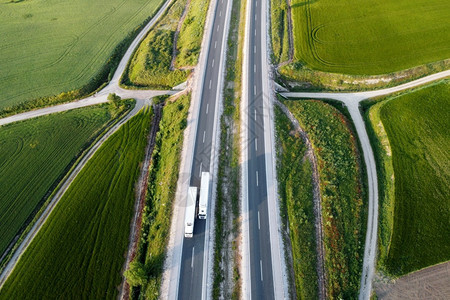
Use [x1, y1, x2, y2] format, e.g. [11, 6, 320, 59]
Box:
[177, 0, 230, 298]
[245, 0, 276, 297]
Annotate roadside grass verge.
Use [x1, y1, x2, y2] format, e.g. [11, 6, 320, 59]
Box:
[123, 0, 209, 89]
[122, 0, 189, 89]
[0, 102, 131, 259]
[125, 95, 190, 299]
[0, 0, 164, 112]
[362, 100, 395, 274]
[212, 0, 245, 297]
[288, 0, 450, 75]
[270, 0, 290, 64]
[0, 107, 153, 299]
[274, 106, 318, 299]
[175, 0, 210, 67]
[365, 81, 450, 276]
[284, 100, 366, 298]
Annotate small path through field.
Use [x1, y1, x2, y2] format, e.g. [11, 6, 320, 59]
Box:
[280, 69, 450, 299]
[374, 261, 450, 299]
[275, 99, 327, 299]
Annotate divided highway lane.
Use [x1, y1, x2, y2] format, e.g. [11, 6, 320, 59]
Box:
[177, 0, 231, 298]
[244, 0, 279, 297]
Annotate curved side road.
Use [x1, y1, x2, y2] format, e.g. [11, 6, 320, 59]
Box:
[281, 69, 449, 300]
[0, 99, 149, 288]
[0, 89, 174, 127]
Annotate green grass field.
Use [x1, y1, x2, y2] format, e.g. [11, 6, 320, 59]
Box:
[289, 0, 450, 75]
[285, 100, 366, 298]
[126, 95, 189, 299]
[0, 107, 152, 299]
[373, 82, 450, 276]
[0, 103, 129, 258]
[0, 0, 163, 111]
[275, 107, 318, 299]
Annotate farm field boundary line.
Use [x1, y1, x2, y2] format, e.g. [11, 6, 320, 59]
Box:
[0, 99, 148, 288]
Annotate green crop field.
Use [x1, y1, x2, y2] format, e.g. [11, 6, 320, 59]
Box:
[0, 107, 152, 299]
[285, 100, 366, 298]
[275, 107, 318, 299]
[372, 82, 450, 276]
[0, 103, 129, 258]
[289, 0, 450, 75]
[0, 0, 163, 111]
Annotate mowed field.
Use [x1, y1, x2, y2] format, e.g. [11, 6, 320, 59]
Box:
[0, 0, 163, 110]
[0, 107, 152, 299]
[377, 82, 450, 276]
[291, 0, 450, 74]
[0, 103, 127, 257]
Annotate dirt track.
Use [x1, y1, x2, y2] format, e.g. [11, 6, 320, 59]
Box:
[374, 261, 450, 299]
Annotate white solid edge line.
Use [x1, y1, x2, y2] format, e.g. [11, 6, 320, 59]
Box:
[203, 0, 233, 297]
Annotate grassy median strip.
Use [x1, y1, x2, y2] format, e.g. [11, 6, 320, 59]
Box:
[125, 95, 190, 300]
[0, 107, 152, 299]
[211, 0, 245, 297]
[0, 0, 164, 112]
[285, 100, 366, 299]
[275, 107, 318, 299]
[0, 102, 131, 259]
[366, 81, 450, 276]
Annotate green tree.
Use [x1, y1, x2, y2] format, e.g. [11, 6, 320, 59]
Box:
[124, 260, 148, 287]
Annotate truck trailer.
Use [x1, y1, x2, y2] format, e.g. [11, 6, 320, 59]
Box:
[184, 186, 198, 238]
[198, 172, 210, 219]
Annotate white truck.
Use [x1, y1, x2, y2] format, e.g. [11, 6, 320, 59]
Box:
[184, 187, 198, 238]
[198, 172, 210, 219]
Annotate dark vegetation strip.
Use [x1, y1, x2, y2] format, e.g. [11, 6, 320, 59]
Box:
[274, 106, 319, 299]
[0, 101, 132, 267]
[270, 0, 290, 64]
[285, 100, 366, 299]
[120, 98, 166, 299]
[0, 10, 163, 118]
[364, 81, 450, 276]
[0, 107, 152, 299]
[124, 95, 190, 300]
[212, 0, 245, 297]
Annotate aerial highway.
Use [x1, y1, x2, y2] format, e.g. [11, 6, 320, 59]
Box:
[176, 0, 232, 298]
[241, 0, 286, 297]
